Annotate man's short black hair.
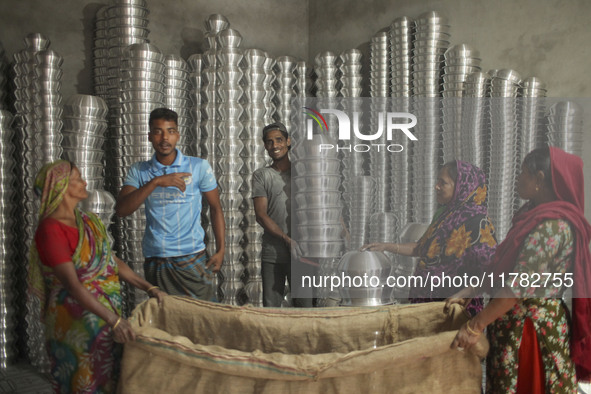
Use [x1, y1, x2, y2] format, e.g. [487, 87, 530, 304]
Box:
[149, 108, 178, 129]
[262, 122, 288, 142]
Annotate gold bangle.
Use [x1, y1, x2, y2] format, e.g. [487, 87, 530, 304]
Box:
[112, 317, 122, 330]
[146, 286, 159, 294]
[465, 320, 481, 336]
[395, 244, 400, 254]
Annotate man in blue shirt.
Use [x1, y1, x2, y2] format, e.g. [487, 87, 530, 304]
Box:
[116, 108, 225, 300]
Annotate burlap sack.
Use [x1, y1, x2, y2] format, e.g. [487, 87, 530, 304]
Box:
[118, 296, 487, 393]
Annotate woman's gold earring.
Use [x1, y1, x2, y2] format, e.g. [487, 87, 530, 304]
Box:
[536, 186, 539, 191]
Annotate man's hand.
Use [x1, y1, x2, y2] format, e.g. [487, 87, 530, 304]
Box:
[205, 251, 224, 273]
[153, 172, 192, 192]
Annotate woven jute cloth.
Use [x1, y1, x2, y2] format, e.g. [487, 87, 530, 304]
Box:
[118, 296, 487, 393]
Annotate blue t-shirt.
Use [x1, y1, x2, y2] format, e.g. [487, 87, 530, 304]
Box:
[123, 149, 217, 258]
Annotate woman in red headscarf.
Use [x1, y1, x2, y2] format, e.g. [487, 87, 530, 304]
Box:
[28, 160, 166, 393]
[448, 146, 591, 393]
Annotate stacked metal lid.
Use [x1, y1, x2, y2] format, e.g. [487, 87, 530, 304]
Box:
[389, 17, 414, 228]
[62, 95, 109, 190]
[187, 54, 203, 156]
[441, 44, 481, 163]
[339, 49, 362, 98]
[274, 56, 298, 129]
[488, 68, 522, 241]
[369, 212, 400, 244]
[0, 110, 16, 368]
[241, 48, 271, 307]
[347, 176, 376, 250]
[461, 71, 490, 172]
[546, 101, 584, 157]
[410, 12, 450, 224]
[292, 133, 343, 259]
[164, 54, 192, 151]
[93, 5, 110, 98]
[519, 77, 548, 164]
[200, 14, 228, 270]
[215, 28, 246, 305]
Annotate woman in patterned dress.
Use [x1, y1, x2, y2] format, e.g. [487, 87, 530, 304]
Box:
[28, 160, 166, 393]
[448, 146, 591, 393]
[363, 160, 497, 315]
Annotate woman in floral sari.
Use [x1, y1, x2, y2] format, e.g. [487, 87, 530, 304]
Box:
[363, 160, 497, 315]
[448, 146, 591, 393]
[28, 160, 166, 393]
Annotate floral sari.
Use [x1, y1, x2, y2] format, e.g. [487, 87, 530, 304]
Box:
[28, 161, 122, 393]
[409, 161, 497, 316]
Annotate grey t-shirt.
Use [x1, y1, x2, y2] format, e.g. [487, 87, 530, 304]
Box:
[251, 166, 292, 263]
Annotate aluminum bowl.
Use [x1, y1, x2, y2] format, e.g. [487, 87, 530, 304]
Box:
[297, 224, 343, 241]
[293, 158, 341, 176]
[62, 132, 106, 149]
[205, 13, 229, 33]
[294, 191, 342, 208]
[299, 241, 343, 258]
[294, 175, 341, 191]
[63, 148, 104, 164]
[217, 28, 243, 48]
[24, 33, 50, 51]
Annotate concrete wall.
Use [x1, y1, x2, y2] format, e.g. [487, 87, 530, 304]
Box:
[0, 0, 309, 98]
[309, 0, 591, 219]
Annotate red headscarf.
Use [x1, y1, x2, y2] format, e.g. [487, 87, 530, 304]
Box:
[491, 146, 591, 381]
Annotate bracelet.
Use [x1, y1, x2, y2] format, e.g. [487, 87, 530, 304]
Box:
[112, 317, 122, 330]
[146, 285, 159, 294]
[396, 244, 400, 254]
[465, 320, 481, 336]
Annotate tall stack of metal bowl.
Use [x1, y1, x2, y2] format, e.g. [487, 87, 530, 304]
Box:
[488, 68, 521, 241]
[274, 56, 298, 129]
[187, 54, 203, 156]
[546, 101, 584, 157]
[369, 32, 390, 214]
[313, 51, 338, 98]
[93, 6, 110, 99]
[347, 176, 376, 250]
[103, 0, 150, 198]
[337, 49, 363, 231]
[62, 94, 109, 190]
[80, 189, 117, 247]
[118, 42, 166, 307]
[461, 71, 490, 172]
[292, 133, 343, 303]
[441, 44, 481, 163]
[0, 110, 16, 368]
[389, 16, 414, 228]
[519, 77, 548, 163]
[410, 11, 450, 224]
[164, 54, 191, 151]
[200, 14, 229, 267]
[216, 28, 245, 305]
[0, 43, 8, 108]
[12, 33, 53, 372]
[241, 48, 269, 307]
[263, 53, 276, 137]
[294, 60, 310, 99]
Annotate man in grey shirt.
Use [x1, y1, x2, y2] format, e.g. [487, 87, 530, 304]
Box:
[252, 122, 313, 307]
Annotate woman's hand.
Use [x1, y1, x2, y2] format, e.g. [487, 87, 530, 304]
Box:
[360, 242, 392, 253]
[450, 321, 482, 351]
[111, 317, 136, 344]
[148, 287, 166, 305]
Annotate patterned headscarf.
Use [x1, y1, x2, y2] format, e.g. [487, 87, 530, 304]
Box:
[411, 161, 497, 314]
[34, 160, 72, 220]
